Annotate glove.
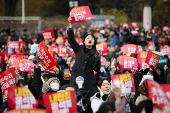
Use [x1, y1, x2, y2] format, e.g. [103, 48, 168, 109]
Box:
[42, 82, 50, 93]
[32, 57, 40, 64]
[77, 88, 84, 97]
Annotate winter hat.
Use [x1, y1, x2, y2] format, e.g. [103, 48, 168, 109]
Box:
[47, 77, 60, 85]
[139, 75, 153, 86]
[139, 79, 149, 97]
[28, 55, 35, 61]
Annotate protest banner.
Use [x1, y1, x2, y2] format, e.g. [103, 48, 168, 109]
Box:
[37, 41, 57, 69]
[8, 87, 38, 109]
[101, 56, 106, 65]
[111, 73, 135, 96]
[121, 44, 138, 56]
[147, 80, 170, 111]
[163, 26, 169, 31]
[161, 84, 170, 103]
[8, 53, 29, 66]
[0, 68, 16, 99]
[119, 55, 138, 70]
[159, 57, 167, 65]
[13, 58, 35, 72]
[138, 58, 149, 70]
[160, 47, 170, 56]
[131, 22, 138, 28]
[70, 6, 93, 24]
[75, 38, 83, 45]
[138, 45, 143, 52]
[42, 29, 55, 41]
[137, 51, 148, 59]
[49, 51, 56, 58]
[56, 36, 65, 45]
[30, 44, 39, 53]
[6, 47, 16, 56]
[7, 41, 25, 51]
[0, 52, 9, 64]
[147, 40, 155, 47]
[48, 46, 68, 57]
[145, 51, 161, 68]
[42, 90, 78, 113]
[123, 23, 129, 28]
[96, 43, 108, 56]
[6, 109, 47, 113]
[158, 37, 166, 43]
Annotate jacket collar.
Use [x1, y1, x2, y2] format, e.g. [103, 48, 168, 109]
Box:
[83, 45, 97, 56]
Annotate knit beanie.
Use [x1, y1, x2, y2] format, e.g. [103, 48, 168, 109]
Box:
[47, 77, 60, 85]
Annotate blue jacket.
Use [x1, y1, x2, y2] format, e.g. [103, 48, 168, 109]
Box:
[110, 34, 117, 47]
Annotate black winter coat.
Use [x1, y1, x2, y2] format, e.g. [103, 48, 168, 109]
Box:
[67, 28, 101, 97]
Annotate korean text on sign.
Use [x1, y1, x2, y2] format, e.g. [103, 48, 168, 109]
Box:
[42, 91, 77, 113]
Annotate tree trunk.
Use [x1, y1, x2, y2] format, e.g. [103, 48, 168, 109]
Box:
[5, 0, 18, 16]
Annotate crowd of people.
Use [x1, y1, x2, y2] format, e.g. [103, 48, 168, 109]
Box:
[0, 16, 170, 113]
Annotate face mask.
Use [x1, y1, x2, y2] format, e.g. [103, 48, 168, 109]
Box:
[24, 85, 28, 89]
[51, 83, 60, 91]
[100, 67, 105, 72]
[65, 80, 70, 84]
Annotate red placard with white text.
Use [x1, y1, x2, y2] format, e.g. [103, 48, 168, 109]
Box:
[131, 22, 138, 28]
[147, 80, 170, 111]
[49, 51, 56, 58]
[7, 41, 25, 51]
[158, 37, 166, 43]
[160, 47, 170, 56]
[96, 43, 108, 56]
[13, 58, 35, 72]
[138, 58, 149, 70]
[137, 51, 148, 59]
[75, 38, 83, 45]
[6, 109, 47, 113]
[42, 90, 77, 113]
[48, 46, 68, 57]
[8, 87, 38, 109]
[70, 6, 93, 24]
[0, 68, 16, 99]
[37, 41, 57, 69]
[111, 73, 135, 96]
[119, 55, 138, 70]
[8, 53, 29, 66]
[147, 40, 155, 47]
[56, 36, 65, 45]
[161, 84, 170, 102]
[145, 51, 161, 68]
[138, 45, 143, 52]
[121, 44, 137, 56]
[123, 23, 129, 28]
[42, 29, 55, 41]
[163, 26, 169, 31]
[0, 52, 9, 64]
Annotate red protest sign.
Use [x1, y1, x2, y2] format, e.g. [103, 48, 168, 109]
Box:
[145, 51, 161, 68]
[56, 36, 65, 45]
[42, 29, 55, 41]
[123, 23, 129, 28]
[111, 73, 135, 96]
[161, 84, 170, 102]
[121, 44, 137, 56]
[119, 55, 138, 70]
[13, 58, 35, 72]
[37, 41, 57, 69]
[75, 38, 83, 45]
[49, 51, 56, 58]
[0, 68, 16, 99]
[48, 46, 68, 57]
[131, 22, 138, 28]
[8, 87, 38, 109]
[7, 41, 25, 50]
[96, 43, 108, 56]
[160, 47, 170, 56]
[138, 45, 143, 52]
[8, 53, 29, 66]
[158, 37, 166, 43]
[163, 26, 169, 31]
[42, 90, 78, 113]
[138, 58, 149, 70]
[70, 6, 93, 24]
[147, 80, 170, 111]
[137, 51, 148, 59]
[101, 56, 106, 65]
[0, 52, 9, 64]
[6, 109, 47, 113]
[147, 40, 155, 47]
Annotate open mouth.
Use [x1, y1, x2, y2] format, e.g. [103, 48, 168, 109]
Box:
[105, 89, 110, 92]
[88, 40, 92, 44]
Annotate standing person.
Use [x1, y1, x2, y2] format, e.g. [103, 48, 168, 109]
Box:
[10, 29, 19, 41]
[67, 16, 101, 97]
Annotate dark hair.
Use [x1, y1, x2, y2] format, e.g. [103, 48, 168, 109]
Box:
[135, 100, 153, 113]
[83, 34, 97, 49]
[97, 78, 110, 88]
[17, 79, 28, 86]
[60, 84, 75, 90]
[96, 101, 115, 113]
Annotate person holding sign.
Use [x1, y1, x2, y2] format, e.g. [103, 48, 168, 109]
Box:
[67, 16, 101, 98]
